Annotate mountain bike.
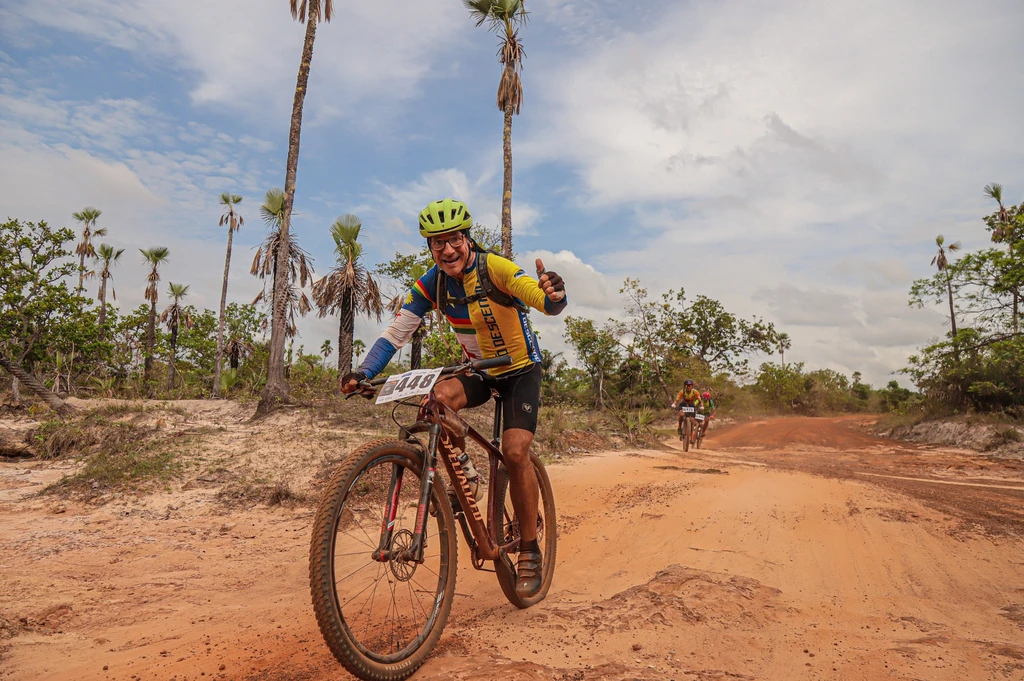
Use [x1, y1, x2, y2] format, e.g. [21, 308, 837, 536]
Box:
[694, 412, 706, 449]
[678, 405, 697, 452]
[309, 357, 557, 681]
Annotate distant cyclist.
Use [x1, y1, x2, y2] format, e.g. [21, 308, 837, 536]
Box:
[699, 391, 716, 437]
[670, 379, 703, 439]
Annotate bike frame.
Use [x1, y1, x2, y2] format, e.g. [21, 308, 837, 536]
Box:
[373, 389, 516, 568]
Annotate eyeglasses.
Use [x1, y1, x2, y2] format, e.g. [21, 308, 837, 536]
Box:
[428, 232, 466, 251]
[428, 233, 466, 251]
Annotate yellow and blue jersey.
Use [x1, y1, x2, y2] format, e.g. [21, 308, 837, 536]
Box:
[359, 253, 567, 377]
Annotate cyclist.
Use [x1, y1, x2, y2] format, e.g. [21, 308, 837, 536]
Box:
[699, 390, 716, 438]
[670, 379, 703, 441]
[340, 198, 567, 599]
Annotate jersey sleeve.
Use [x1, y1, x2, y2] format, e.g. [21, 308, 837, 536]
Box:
[357, 268, 438, 379]
[487, 255, 568, 316]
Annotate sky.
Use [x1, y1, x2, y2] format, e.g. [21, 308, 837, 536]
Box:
[2, 0, 1023, 387]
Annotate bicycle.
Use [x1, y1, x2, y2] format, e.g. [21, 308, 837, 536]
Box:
[694, 411, 706, 449]
[309, 356, 557, 681]
[676, 404, 698, 452]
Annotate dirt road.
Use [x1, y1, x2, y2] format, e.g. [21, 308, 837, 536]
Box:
[2, 413, 1023, 680]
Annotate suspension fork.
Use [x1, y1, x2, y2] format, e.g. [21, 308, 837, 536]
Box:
[402, 422, 440, 564]
[372, 459, 406, 562]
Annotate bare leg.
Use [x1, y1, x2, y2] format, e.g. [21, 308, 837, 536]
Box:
[502, 428, 539, 543]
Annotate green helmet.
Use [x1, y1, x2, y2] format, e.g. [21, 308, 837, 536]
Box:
[418, 198, 472, 238]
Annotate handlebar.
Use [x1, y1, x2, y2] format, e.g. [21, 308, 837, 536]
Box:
[357, 356, 514, 391]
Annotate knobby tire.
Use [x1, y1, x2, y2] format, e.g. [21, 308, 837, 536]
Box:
[491, 452, 557, 608]
[309, 439, 457, 681]
[683, 418, 692, 452]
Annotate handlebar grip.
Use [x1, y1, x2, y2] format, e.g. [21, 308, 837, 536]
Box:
[470, 356, 513, 372]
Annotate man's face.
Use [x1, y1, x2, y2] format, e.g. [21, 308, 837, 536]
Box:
[429, 231, 472, 279]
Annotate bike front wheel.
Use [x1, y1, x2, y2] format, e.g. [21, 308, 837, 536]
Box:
[491, 452, 557, 609]
[683, 418, 692, 452]
[309, 439, 457, 681]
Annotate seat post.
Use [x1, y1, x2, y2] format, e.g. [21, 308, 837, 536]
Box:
[491, 390, 502, 446]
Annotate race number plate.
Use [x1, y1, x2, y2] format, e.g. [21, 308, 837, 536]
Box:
[376, 368, 443, 405]
[681, 406, 695, 414]
[695, 414, 705, 422]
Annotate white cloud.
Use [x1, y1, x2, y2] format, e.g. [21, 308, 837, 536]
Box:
[8, 0, 473, 125]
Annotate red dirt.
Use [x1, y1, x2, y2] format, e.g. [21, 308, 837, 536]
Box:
[2, 408, 1023, 681]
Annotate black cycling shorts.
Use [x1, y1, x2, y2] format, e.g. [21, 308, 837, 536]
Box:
[452, 362, 542, 434]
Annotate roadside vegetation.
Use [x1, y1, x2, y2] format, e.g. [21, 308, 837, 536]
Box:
[906, 183, 1024, 420]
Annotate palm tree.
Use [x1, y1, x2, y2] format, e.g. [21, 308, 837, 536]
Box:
[932, 235, 961, 337]
[312, 215, 384, 375]
[140, 247, 170, 382]
[257, 0, 334, 418]
[465, 0, 527, 259]
[984, 183, 1020, 335]
[353, 339, 366, 364]
[72, 207, 106, 292]
[94, 243, 124, 334]
[777, 332, 791, 368]
[251, 188, 314, 338]
[320, 339, 332, 369]
[213, 193, 244, 397]
[160, 283, 193, 390]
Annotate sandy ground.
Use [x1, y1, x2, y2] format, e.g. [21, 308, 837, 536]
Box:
[2, 412, 1023, 681]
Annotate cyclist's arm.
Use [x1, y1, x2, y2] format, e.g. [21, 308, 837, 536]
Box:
[489, 255, 568, 316]
[356, 270, 436, 379]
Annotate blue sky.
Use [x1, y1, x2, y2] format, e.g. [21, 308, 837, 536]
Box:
[2, 0, 1023, 386]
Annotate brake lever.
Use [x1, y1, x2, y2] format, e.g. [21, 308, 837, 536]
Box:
[343, 381, 377, 400]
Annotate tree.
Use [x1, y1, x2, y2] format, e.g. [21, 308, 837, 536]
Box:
[72, 207, 105, 293]
[679, 293, 778, 373]
[140, 247, 170, 383]
[931, 235, 961, 337]
[352, 339, 365, 363]
[160, 283, 193, 390]
[251, 188, 314, 338]
[464, 0, 527, 258]
[95, 243, 124, 334]
[777, 332, 791, 368]
[377, 250, 432, 369]
[0, 219, 84, 415]
[754, 362, 806, 413]
[320, 339, 332, 369]
[311, 215, 384, 375]
[214, 193, 244, 397]
[983, 183, 1024, 336]
[257, 0, 334, 417]
[563, 315, 620, 408]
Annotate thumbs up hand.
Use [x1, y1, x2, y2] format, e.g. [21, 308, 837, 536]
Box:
[536, 258, 565, 303]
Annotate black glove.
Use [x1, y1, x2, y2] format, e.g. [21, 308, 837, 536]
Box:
[339, 371, 366, 394]
[542, 270, 564, 294]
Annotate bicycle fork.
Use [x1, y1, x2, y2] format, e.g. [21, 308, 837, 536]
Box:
[372, 423, 440, 565]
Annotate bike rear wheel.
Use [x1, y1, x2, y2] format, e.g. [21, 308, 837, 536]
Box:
[491, 452, 557, 608]
[309, 439, 457, 681]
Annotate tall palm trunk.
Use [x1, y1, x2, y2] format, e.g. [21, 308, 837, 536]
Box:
[98, 276, 109, 333]
[410, 325, 424, 370]
[78, 249, 88, 293]
[501, 87, 514, 259]
[945, 274, 957, 337]
[259, 14, 319, 417]
[213, 227, 235, 396]
[337, 289, 354, 375]
[167, 324, 179, 391]
[145, 301, 156, 382]
[0, 353, 72, 417]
